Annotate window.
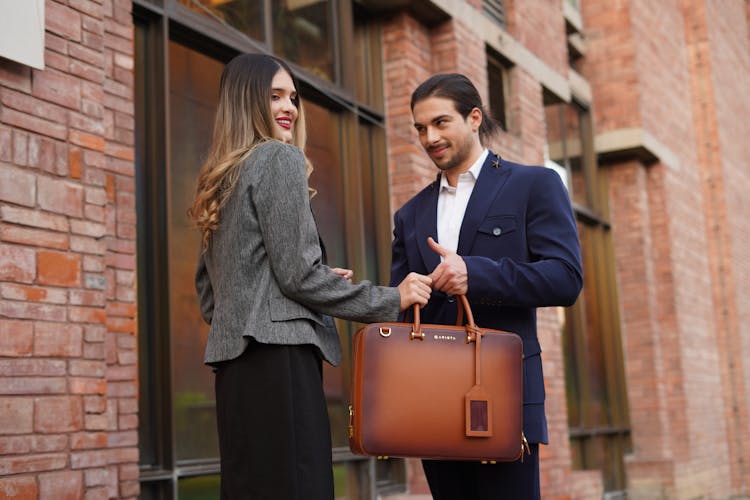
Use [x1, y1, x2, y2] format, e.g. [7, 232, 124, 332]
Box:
[134, 1, 397, 497]
[483, 0, 506, 28]
[177, 0, 336, 81]
[544, 97, 632, 493]
[486, 47, 510, 132]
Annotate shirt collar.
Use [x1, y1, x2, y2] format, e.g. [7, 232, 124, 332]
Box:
[440, 149, 489, 191]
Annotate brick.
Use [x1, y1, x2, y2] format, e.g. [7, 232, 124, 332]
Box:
[105, 381, 136, 398]
[70, 111, 105, 135]
[71, 235, 106, 255]
[83, 395, 106, 413]
[0, 398, 34, 434]
[37, 250, 81, 286]
[117, 349, 136, 365]
[84, 273, 106, 289]
[70, 289, 105, 307]
[31, 434, 68, 453]
[31, 68, 81, 109]
[0, 359, 66, 377]
[0, 164, 36, 207]
[0, 301, 67, 322]
[0, 476, 37, 499]
[1, 89, 68, 124]
[1, 225, 69, 250]
[69, 377, 107, 395]
[27, 136, 58, 173]
[71, 219, 106, 238]
[46, 0, 82, 41]
[70, 42, 105, 68]
[117, 398, 137, 414]
[71, 449, 107, 468]
[34, 322, 83, 357]
[106, 317, 135, 333]
[0, 320, 34, 356]
[34, 396, 84, 433]
[0, 59, 32, 93]
[70, 129, 105, 151]
[0, 126, 11, 162]
[84, 468, 110, 487]
[84, 204, 105, 222]
[13, 130, 28, 166]
[0, 206, 70, 232]
[69, 305, 106, 323]
[0, 283, 68, 304]
[108, 431, 137, 447]
[0, 436, 32, 455]
[1, 107, 69, 143]
[82, 17, 104, 39]
[84, 487, 108, 500]
[37, 175, 84, 217]
[69, 359, 106, 377]
[38, 470, 83, 500]
[69, 148, 83, 179]
[71, 432, 107, 450]
[0, 378, 66, 395]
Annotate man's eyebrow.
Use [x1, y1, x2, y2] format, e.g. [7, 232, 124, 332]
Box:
[413, 114, 451, 127]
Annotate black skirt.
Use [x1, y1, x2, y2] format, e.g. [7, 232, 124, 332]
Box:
[214, 339, 334, 500]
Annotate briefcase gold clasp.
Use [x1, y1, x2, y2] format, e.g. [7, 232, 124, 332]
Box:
[379, 327, 391, 337]
[410, 330, 425, 341]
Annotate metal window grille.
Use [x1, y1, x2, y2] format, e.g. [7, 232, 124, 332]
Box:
[483, 0, 506, 28]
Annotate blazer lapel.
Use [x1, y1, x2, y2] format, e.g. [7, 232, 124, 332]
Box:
[456, 152, 511, 255]
[416, 179, 441, 273]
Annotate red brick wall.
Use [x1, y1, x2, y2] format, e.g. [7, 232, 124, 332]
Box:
[587, 0, 747, 497]
[685, 0, 750, 493]
[0, 0, 138, 497]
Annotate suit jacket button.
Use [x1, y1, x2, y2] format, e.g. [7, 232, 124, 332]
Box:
[447, 296, 455, 303]
[492, 227, 502, 236]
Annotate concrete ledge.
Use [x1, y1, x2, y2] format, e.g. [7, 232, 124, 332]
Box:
[595, 128, 679, 169]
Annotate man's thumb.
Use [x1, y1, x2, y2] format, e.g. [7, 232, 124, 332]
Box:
[427, 237, 447, 256]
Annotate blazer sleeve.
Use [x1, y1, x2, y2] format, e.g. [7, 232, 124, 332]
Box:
[195, 251, 214, 324]
[389, 209, 410, 287]
[251, 142, 400, 322]
[464, 168, 583, 307]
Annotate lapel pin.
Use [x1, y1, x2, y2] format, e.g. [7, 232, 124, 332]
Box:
[492, 154, 501, 169]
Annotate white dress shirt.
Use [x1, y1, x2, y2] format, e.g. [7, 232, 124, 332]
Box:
[436, 149, 489, 254]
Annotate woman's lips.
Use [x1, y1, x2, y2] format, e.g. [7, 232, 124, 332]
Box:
[276, 118, 292, 130]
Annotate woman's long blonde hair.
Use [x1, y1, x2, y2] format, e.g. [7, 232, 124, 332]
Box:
[188, 53, 311, 247]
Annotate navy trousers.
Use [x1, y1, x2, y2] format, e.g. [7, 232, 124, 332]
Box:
[422, 444, 540, 500]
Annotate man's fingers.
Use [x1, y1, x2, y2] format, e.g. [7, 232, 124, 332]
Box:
[427, 237, 448, 257]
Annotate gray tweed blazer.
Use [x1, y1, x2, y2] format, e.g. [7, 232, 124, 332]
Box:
[196, 140, 400, 366]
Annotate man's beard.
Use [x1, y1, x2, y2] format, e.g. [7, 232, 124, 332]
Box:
[431, 136, 473, 172]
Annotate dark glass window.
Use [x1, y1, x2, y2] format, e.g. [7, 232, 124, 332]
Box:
[545, 99, 631, 493]
[486, 48, 509, 132]
[135, 1, 397, 497]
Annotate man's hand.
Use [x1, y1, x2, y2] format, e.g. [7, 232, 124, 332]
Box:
[331, 267, 354, 282]
[427, 237, 468, 296]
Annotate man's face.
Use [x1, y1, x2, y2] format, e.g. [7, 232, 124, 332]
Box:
[412, 96, 481, 172]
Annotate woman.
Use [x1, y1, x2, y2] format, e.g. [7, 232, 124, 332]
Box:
[188, 53, 431, 499]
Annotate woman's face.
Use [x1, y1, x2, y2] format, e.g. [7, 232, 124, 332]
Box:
[270, 68, 299, 143]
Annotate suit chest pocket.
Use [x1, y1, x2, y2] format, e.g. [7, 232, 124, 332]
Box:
[476, 215, 517, 238]
[473, 215, 519, 256]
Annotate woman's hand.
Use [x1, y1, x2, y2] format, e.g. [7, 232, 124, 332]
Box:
[331, 267, 353, 282]
[397, 272, 432, 311]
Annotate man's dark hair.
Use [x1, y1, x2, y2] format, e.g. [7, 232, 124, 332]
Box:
[410, 73, 499, 145]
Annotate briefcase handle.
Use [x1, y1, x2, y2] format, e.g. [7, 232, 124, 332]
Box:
[410, 295, 479, 342]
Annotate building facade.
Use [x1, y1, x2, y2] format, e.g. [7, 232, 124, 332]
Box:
[0, 0, 749, 498]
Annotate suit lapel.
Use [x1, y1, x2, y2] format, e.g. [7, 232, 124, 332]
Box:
[415, 179, 441, 273]
[456, 152, 511, 255]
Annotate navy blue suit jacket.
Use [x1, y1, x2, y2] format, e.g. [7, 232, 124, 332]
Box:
[390, 152, 583, 444]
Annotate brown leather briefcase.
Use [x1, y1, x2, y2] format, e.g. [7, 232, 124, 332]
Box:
[349, 296, 528, 462]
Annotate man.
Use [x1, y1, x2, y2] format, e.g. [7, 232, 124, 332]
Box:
[390, 73, 583, 499]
